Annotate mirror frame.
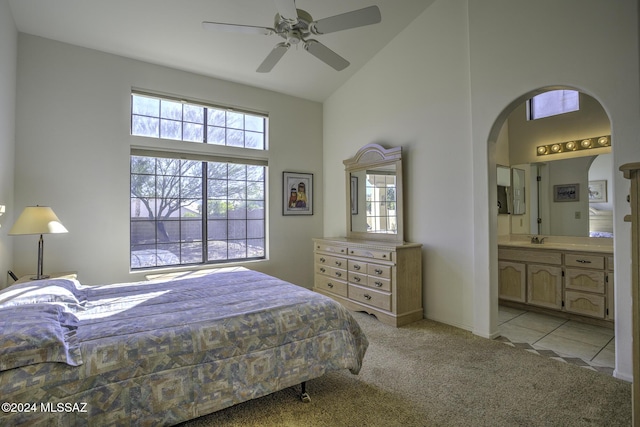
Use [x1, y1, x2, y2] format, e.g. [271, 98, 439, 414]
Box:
[344, 143, 404, 243]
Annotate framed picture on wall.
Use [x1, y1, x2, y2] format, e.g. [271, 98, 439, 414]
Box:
[588, 180, 607, 203]
[283, 172, 313, 215]
[553, 183, 580, 202]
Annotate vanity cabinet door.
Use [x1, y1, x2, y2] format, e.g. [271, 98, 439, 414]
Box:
[498, 261, 526, 303]
[527, 264, 563, 309]
[565, 290, 606, 318]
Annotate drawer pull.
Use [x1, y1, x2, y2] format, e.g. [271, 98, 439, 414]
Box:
[320, 267, 326, 273]
[374, 269, 383, 275]
[319, 257, 326, 263]
[353, 264, 361, 270]
[335, 260, 342, 266]
[327, 283, 334, 288]
[374, 281, 383, 287]
[335, 272, 342, 277]
[353, 276, 361, 282]
[576, 259, 592, 264]
[363, 294, 372, 300]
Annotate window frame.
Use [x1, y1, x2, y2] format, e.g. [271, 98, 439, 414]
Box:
[129, 91, 269, 271]
[527, 90, 580, 120]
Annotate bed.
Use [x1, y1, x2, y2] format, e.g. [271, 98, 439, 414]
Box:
[0, 267, 368, 426]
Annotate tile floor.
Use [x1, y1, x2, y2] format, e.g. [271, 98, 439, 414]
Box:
[496, 305, 615, 376]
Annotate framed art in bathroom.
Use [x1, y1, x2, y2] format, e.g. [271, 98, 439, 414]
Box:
[553, 183, 579, 202]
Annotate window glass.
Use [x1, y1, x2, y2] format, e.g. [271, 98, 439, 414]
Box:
[529, 90, 579, 120]
[130, 155, 266, 269]
[131, 93, 266, 150]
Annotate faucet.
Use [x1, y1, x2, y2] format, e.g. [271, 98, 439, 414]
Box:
[530, 236, 545, 244]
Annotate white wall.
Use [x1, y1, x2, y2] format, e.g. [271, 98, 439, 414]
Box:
[324, 0, 475, 330]
[14, 35, 324, 287]
[469, 0, 639, 381]
[325, 0, 639, 381]
[0, 0, 17, 288]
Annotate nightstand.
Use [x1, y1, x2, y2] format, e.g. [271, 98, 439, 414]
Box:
[15, 271, 78, 284]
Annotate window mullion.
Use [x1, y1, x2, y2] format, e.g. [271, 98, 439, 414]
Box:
[202, 162, 208, 263]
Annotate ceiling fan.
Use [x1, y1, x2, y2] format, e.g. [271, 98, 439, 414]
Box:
[202, 0, 381, 72]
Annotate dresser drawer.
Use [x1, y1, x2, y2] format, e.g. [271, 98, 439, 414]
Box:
[348, 271, 368, 285]
[315, 253, 346, 269]
[315, 264, 346, 280]
[565, 253, 605, 270]
[565, 290, 606, 319]
[348, 247, 392, 261]
[367, 263, 392, 279]
[565, 268, 605, 294]
[315, 275, 348, 297]
[348, 259, 367, 273]
[315, 243, 348, 255]
[348, 284, 391, 311]
[367, 276, 392, 292]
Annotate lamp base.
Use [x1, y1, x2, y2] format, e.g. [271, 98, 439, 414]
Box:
[30, 274, 50, 280]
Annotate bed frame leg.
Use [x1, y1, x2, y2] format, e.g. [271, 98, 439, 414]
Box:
[300, 381, 311, 403]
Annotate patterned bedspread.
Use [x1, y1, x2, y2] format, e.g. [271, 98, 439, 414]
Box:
[0, 268, 368, 426]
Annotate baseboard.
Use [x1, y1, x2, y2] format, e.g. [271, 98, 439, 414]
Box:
[613, 369, 633, 383]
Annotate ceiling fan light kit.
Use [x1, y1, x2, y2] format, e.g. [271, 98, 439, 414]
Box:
[202, 0, 381, 72]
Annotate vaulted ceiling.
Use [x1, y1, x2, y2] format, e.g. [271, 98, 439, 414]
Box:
[8, 0, 435, 102]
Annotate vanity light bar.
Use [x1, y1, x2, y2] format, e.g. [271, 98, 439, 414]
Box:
[536, 135, 611, 156]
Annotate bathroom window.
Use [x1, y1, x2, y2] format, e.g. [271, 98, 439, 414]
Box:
[528, 90, 579, 120]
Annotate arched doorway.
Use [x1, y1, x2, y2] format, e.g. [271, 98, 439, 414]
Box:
[488, 87, 615, 370]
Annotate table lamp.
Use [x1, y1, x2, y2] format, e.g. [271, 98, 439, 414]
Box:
[9, 206, 68, 280]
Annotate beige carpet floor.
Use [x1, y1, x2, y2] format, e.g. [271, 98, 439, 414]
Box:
[180, 312, 632, 426]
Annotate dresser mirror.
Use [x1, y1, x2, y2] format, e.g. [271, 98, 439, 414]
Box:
[344, 143, 404, 243]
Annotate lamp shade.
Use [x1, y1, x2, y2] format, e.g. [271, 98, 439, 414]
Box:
[8, 206, 68, 235]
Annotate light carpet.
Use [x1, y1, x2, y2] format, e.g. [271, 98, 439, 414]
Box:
[180, 311, 631, 426]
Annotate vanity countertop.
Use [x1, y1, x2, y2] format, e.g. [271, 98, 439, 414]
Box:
[498, 236, 613, 254]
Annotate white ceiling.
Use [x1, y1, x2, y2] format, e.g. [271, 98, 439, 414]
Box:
[8, 0, 435, 102]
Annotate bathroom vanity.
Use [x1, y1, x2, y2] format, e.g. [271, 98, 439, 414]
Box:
[498, 237, 613, 325]
[313, 144, 423, 327]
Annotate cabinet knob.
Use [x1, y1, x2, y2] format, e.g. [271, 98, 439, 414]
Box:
[335, 272, 342, 277]
[354, 276, 361, 282]
[576, 259, 592, 264]
[320, 267, 326, 273]
[364, 294, 372, 300]
[354, 264, 361, 270]
[327, 283, 334, 288]
[374, 281, 383, 287]
[319, 257, 326, 263]
[335, 261, 342, 266]
[374, 269, 383, 275]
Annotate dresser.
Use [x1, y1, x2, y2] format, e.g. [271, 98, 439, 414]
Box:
[313, 237, 422, 327]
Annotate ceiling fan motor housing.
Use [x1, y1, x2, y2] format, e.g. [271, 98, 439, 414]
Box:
[274, 9, 313, 44]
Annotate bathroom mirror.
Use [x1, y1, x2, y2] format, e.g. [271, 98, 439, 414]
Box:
[512, 153, 613, 237]
[497, 165, 511, 215]
[344, 143, 404, 243]
[512, 168, 526, 215]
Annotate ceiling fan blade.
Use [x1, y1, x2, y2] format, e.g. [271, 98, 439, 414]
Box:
[311, 6, 381, 35]
[304, 40, 350, 71]
[257, 42, 290, 73]
[202, 21, 275, 36]
[274, 0, 298, 22]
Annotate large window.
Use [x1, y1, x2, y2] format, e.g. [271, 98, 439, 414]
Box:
[131, 92, 266, 149]
[528, 90, 579, 120]
[130, 92, 267, 270]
